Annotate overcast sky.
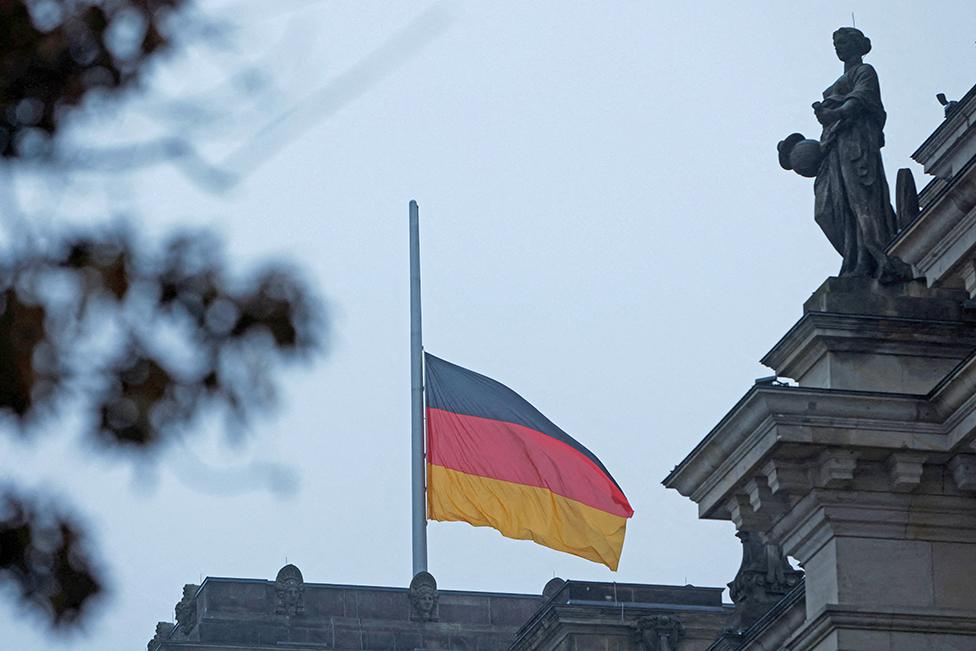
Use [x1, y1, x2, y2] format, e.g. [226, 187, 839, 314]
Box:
[2, 1, 975, 648]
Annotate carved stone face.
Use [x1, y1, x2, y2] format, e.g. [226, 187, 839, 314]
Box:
[416, 587, 435, 613]
[275, 573, 304, 616]
[408, 571, 438, 621]
[409, 584, 438, 621]
[282, 578, 301, 604]
[833, 31, 859, 62]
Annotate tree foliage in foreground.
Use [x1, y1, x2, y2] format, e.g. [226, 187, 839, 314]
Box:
[0, 0, 323, 627]
[1, 0, 182, 158]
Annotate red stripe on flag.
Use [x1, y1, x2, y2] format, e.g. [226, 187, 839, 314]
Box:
[427, 408, 633, 518]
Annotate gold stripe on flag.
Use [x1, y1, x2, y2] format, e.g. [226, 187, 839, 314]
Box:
[427, 463, 627, 570]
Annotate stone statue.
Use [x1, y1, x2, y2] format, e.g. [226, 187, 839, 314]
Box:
[409, 571, 439, 622]
[778, 27, 913, 283]
[274, 564, 305, 616]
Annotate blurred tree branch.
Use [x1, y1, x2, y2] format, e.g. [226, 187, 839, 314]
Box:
[1, 0, 183, 159]
[0, 0, 326, 629]
[1, 0, 453, 630]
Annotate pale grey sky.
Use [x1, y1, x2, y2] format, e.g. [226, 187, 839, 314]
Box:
[1, 2, 974, 648]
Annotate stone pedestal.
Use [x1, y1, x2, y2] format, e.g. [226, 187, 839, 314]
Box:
[665, 279, 976, 650]
[762, 278, 976, 394]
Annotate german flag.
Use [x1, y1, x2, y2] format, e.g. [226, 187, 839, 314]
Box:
[424, 354, 633, 570]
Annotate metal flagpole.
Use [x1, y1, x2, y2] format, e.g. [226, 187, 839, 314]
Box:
[409, 199, 428, 575]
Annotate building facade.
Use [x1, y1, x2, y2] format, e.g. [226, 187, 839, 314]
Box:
[147, 568, 731, 651]
[666, 82, 976, 650]
[148, 84, 976, 651]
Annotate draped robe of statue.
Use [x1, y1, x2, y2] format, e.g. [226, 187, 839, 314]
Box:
[814, 63, 910, 281]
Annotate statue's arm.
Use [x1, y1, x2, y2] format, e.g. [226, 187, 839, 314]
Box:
[818, 99, 861, 124]
[814, 65, 878, 125]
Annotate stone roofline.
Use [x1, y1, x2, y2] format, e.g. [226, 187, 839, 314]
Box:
[509, 578, 729, 648]
[196, 575, 542, 600]
[194, 575, 728, 604]
[888, 82, 976, 295]
[150, 570, 732, 651]
[912, 82, 976, 175]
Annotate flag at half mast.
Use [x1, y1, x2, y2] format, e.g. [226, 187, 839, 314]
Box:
[424, 354, 634, 570]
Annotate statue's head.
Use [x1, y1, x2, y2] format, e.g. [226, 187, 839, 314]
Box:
[275, 564, 303, 590]
[409, 571, 438, 621]
[833, 27, 871, 62]
[274, 564, 305, 616]
[416, 586, 435, 611]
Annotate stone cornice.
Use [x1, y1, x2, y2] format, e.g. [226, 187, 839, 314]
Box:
[662, 385, 948, 517]
[912, 83, 976, 174]
[661, 343, 976, 522]
[508, 603, 729, 651]
[786, 605, 976, 650]
[663, 346, 976, 564]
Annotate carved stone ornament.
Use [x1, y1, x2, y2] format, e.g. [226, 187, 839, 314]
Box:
[542, 577, 566, 600]
[174, 584, 199, 634]
[275, 563, 305, 616]
[634, 614, 684, 651]
[147, 621, 174, 651]
[727, 531, 802, 629]
[409, 571, 439, 622]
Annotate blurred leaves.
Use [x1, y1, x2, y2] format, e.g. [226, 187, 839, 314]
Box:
[0, 228, 322, 625]
[1, 229, 321, 445]
[0, 0, 328, 630]
[0, 288, 47, 416]
[1, 0, 186, 158]
[0, 491, 102, 627]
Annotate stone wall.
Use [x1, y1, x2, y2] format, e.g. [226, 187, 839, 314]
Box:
[149, 565, 543, 651]
[148, 569, 733, 651]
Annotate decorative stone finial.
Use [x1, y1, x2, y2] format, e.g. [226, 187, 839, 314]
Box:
[174, 584, 198, 634]
[542, 577, 566, 600]
[409, 571, 439, 622]
[634, 615, 684, 651]
[937, 92, 959, 117]
[274, 563, 305, 616]
[147, 621, 174, 651]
